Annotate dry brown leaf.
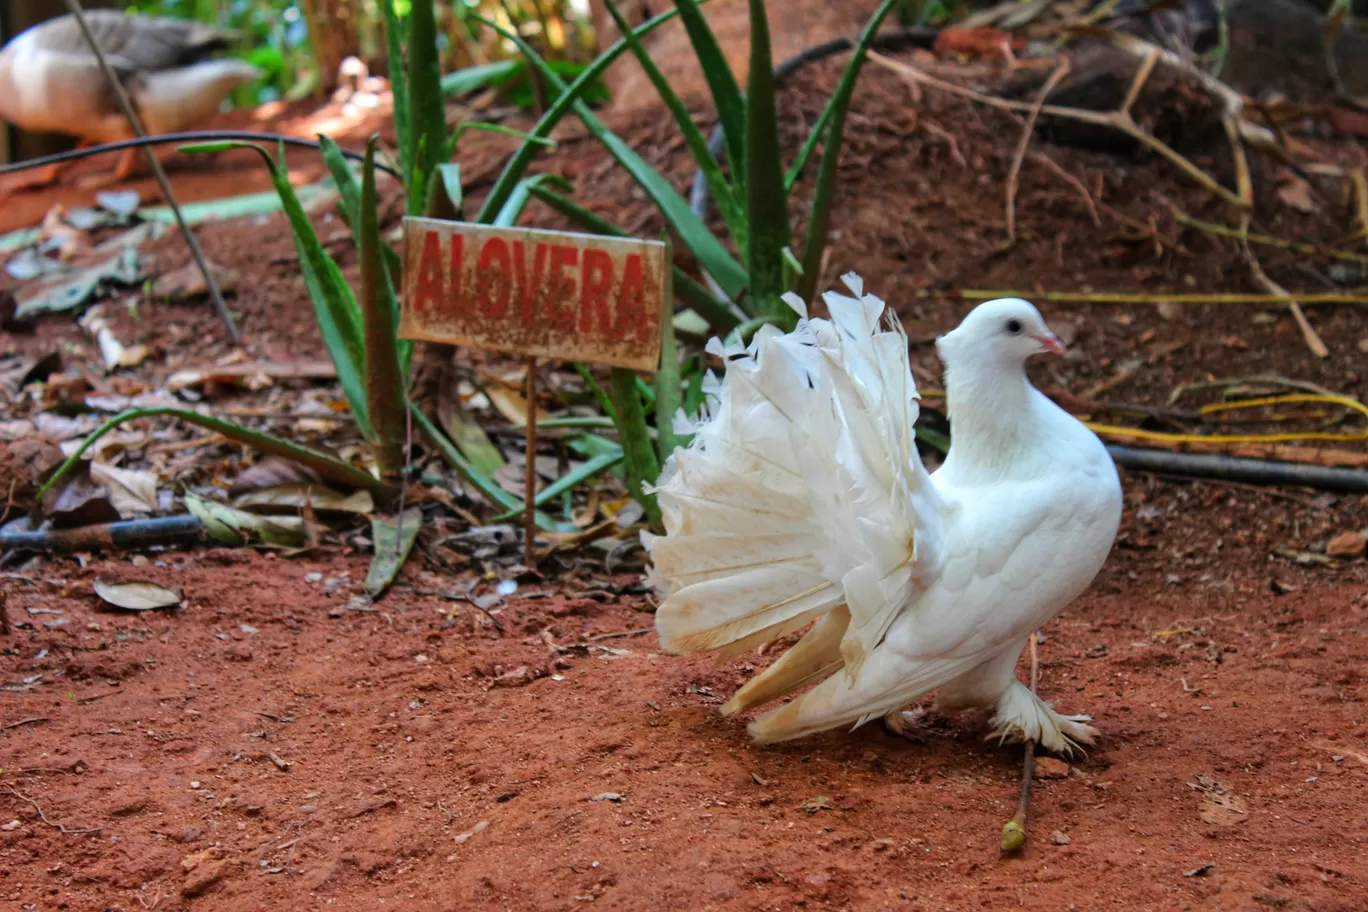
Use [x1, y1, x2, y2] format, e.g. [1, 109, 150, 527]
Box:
[89, 462, 159, 517]
[93, 579, 183, 611]
[1275, 173, 1317, 213]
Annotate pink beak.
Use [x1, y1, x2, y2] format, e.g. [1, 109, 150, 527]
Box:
[1036, 331, 1066, 356]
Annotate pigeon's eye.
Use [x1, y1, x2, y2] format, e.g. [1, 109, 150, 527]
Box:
[1004, 318, 1023, 335]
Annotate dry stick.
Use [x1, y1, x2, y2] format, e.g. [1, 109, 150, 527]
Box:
[947, 289, 1368, 305]
[1238, 213, 1330, 358]
[868, 51, 1251, 210]
[61, 0, 238, 342]
[1000, 631, 1041, 854]
[1030, 151, 1102, 227]
[1006, 60, 1071, 240]
[1173, 212, 1368, 265]
[1, 787, 103, 835]
[523, 357, 539, 571]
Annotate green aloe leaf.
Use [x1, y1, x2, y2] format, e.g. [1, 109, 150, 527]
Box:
[407, 0, 447, 216]
[608, 368, 662, 529]
[477, 5, 686, 223]
[671, 0, 747, 194]
[381, 0, 411, 188]
[360, 136, 407, 481]
[494, 173, 573, 227]
[602, 0, 746, 253]
[744, 0, 792, 327]
[489, 448, 625, 522]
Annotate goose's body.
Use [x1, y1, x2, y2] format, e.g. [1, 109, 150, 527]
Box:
[0, 11, 260, 191]
[645, 276, 1123, 754]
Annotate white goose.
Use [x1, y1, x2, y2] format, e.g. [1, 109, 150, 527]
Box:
[0, 10, 261, 192]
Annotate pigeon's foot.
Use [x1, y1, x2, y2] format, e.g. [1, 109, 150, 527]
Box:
[0, 163, 64, 197]
[882, 706, 929, 741]
[986, 680, 1098, 758]
[74, 149, 142, 191]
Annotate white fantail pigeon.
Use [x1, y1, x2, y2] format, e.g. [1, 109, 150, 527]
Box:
[0, 11, 261, 192]
[644, 274, 1123, 755]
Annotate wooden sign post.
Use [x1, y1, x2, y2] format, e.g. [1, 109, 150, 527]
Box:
[399, 217, 670, 569]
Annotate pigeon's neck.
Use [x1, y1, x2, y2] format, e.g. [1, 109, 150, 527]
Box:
[942, 360, 1046, 474]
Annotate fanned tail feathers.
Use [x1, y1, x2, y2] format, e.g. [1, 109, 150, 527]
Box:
[648, 274, 945, 740]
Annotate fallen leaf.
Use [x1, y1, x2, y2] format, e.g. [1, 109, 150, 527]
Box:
[452, 820, 489, 844]
[1275, 173, 1317, 213]
[800, 796, 833, 814]
[89, 463, 159, 517]
[95, 190, 142, 217]
[591, 792, 624, 802]
[93, 579, 183, 611]
[40, 465, 120, 528]
[14, 246, 142, 319]
[232, 485, 373, 516]
[228, 456, 326, 496]
[364, 507, 423, 597]
[150, 260, 240, 301]
[167, 360, 336, 393]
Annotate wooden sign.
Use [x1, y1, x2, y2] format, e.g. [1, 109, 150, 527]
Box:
[398, 217, 670, 372]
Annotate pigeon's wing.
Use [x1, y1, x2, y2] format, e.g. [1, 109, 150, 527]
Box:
[647, 274, 949, 718]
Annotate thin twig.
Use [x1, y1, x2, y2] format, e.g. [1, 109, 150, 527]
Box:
[60, 0, 238, 341]
[1007, 61, 1070, 240]
[943, 289, 1368, 305]
[870, 51, 1251, 209]
[1238, 214, 1329, 358]
[1, 787, 103, 835]
[1119, 48, 1159, 116]
[1001, 632, 1040, 854]
[1029, 151, 1102, 227]
[4, 717, 49, 730]
[589, 627, 655, 641]
[1173, 211, 1368, 265]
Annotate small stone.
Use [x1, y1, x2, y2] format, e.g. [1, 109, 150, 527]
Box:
[453, 820, 489, 845]
[189, 781, 202, 790]
[1326, 530, 1366, 559]
[591, 792, 624, 802]
[305, 572, 323, 584]
[1034, 758, 1070, 779]
[1, 820, 20, 831]
[182, 859, 228, 898]
[1051, 830, 1072, 845]
[1357, 336, 1368, 355]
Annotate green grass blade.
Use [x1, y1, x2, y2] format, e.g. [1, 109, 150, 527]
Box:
[361, 136, 407, 481]
[410, 405, 558, 530]
[36, 408, 388, 506]
[744, 0, 792, 326]
[608, 368, 662, 529]
[915, 426, 950, 455]
[683, 356, 706, 415]
[439, 408, 506, 477]
[671, 0, 747, 194]
[489, 448, 625, 522]
[407, 0, 447, 217]
[494, 173, 573, 227]
[655, 301, 681, 463]
[797, 0, 901, 303]
[446, 122, 558, 162]
[440, 58, 522, 96]
[528, 185, 740, 333]
[602, 0, 746, 252]
[425, 161, 463, 220]
[381, 0, 411, 189]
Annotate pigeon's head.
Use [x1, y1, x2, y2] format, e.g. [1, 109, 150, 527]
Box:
[936, 298, 1064, 369]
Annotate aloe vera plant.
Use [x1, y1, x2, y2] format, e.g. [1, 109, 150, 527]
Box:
[477, 0, 903, 523]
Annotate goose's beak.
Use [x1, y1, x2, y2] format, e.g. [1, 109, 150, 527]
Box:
[1036, 331, 1066, 356]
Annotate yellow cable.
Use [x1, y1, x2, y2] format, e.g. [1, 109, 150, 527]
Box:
[916, 391, 1368, 447]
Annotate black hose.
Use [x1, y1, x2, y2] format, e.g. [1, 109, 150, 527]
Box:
[1106, 445, 1368, 493]
[0, 131, 402, 179]
[0, 514, 205, 554]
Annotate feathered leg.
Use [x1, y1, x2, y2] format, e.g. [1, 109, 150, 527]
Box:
[986, 679, 1098, 757]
